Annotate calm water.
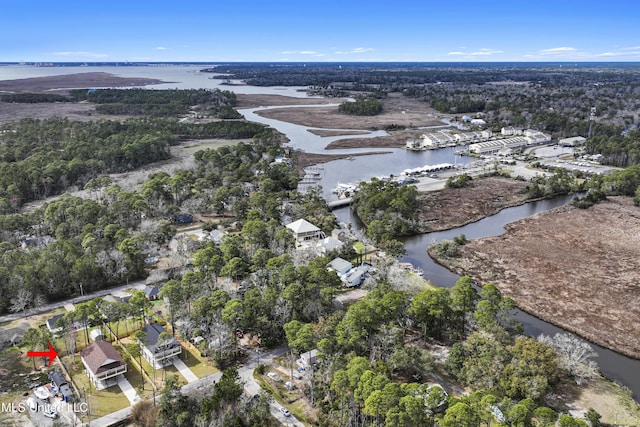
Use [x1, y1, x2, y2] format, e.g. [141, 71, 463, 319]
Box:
[334, 198, 640, 399]
[0, 64, 311, 96]
[3, 64, 638, 399]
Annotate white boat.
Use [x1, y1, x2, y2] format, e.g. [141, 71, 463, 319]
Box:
[34, 386, 49, 400]
[332, 182, 358, 197]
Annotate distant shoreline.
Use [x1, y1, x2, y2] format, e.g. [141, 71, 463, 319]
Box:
[0, 72, 170, 93]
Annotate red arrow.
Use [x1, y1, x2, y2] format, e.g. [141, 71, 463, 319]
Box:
[26, 342, 58, 367]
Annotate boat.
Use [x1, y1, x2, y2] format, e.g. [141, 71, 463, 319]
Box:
[332, 182, 358, 198]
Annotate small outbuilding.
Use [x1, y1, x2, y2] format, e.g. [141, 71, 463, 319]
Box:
[144, 285, 161, 301]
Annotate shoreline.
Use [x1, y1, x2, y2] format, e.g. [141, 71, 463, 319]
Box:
[0, 72, 170, 93]
[427, 197, 640, 360]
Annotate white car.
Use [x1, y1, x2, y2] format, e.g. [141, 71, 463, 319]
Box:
[266, 372, 280, 382]
[279, 407, 291, 417]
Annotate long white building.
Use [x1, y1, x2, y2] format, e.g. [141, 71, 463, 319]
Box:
[468, 130, 550, 154]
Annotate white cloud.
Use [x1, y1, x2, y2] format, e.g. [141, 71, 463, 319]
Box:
[469, 48, 504, 56]
[447, 48, 503, 57]
[597, 50, 640, 57]
[539, 47, 577, 54]
[335, 47, 374, 54]
[281, 50, 322, 55]
[154, 46, 169, 50]
[52, 51, 108, 59]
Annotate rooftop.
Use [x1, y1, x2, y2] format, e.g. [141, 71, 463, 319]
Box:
[81, 340, 126, 375]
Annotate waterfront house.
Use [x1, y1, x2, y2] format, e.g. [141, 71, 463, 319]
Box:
[81, 340, 127, 390]
[286, 219, 325, 244]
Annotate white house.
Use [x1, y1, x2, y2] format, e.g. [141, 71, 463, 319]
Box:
[286, 219, 325, 244]
[298, 349, 320, 368]
[316, 237, 344, 255]
[327, 257, 353, 276]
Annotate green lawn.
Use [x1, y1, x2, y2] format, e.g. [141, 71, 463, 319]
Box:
[66, 355, 130, 419]
[179, 341, 218, 378]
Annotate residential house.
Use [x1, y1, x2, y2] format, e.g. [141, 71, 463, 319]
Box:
[45, 314, 65, 335]
[315, 237, 344, 255]
[140, 323, 182, 368]
[298, 349, 320, 369]
[48, 370, 74, 401]
[144, 285, 161, 301]
[327, 257, 353, 276]
[285, 219, 325, 244]
[103, 293, 132, 304]
[344, 265, 368, 287]
[80, 340, 127, 390]
[209, 229, 226, 245]
[0, 322, 29, 348]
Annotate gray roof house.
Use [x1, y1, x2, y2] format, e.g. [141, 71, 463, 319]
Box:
[144, 285, 161, 300]
[140, 324, 182, 368]
[327, 257, 353, 276]
[286, 219, 325, 244]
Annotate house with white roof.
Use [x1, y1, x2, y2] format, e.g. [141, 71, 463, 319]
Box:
[286, 219, 325, 245]
[327, 257, 353, 276]
[316, 236, 344, 255]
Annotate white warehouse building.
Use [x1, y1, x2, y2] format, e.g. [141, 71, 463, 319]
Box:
[468, 130, 550, 154]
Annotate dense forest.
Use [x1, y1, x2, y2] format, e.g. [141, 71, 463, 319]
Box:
[69, 88, 239, 118]
[351, 178, 418, 251]
[0, 116, 266, 208]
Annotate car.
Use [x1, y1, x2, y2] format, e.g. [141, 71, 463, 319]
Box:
[293, 372, 303, 380]
[266, 372, 281, 382]
[279, 407, 291, 417]
[44, 408, 58, 419]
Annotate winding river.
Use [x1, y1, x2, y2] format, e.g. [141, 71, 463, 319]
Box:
[5, 65, 635, 399]
[239, 104, 640, 399]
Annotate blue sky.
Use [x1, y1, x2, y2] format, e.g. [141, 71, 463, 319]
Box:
[3, 0, 640, 62]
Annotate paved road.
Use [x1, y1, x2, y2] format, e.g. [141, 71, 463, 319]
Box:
[238, 347, 305, 427]
[0, 272, 169, 324]
[90, 346, 303, 427]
